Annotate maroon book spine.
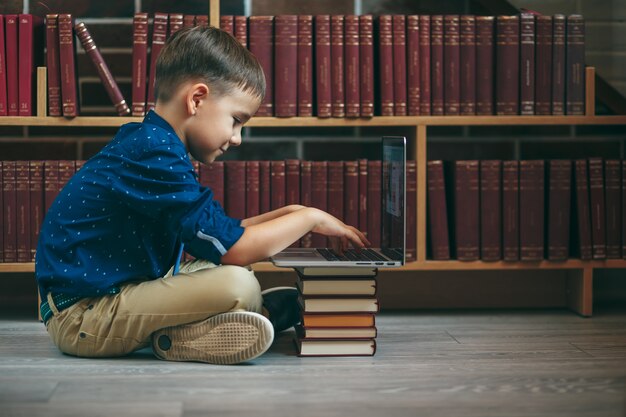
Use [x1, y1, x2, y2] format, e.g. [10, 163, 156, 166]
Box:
[195, 15, 208, 28]
[430, 15, 444, 115]
[547, 160, 572, 261]
[271, 161, 286, 210]
[167, 14, 183, 38]
[535, 16, 553, 115]
[378, 15, 394, 116]
[475, 16, 494, 115]
[58, 14, 77, 117]
[419, 15, 431, 115]
[427, 161, 450, 260]
[345, 15, 360, 118]
[331, 15, 345, 117]
[45, 15, 61, 116]
[146, 13, 168, 112]
[604, 160, 621, 258]
[520, 13, 535, 115]
[327, 161, 344, 222]
[459, 15, 476, 115]
[274, 16, 298, 117]
[75, 23, 130, 116]
[131, 13, 149, 117]
[344, 161, 359, 227]
[16, 162, 30, 262]
[259, 161, 271, 214]
[519, 160, 545, 261]
[496, 15, 520, 115]
[249, 16, 274, 117]
[246, 161, 260, 218]
[552, 15, 566, 115]
[566, 15, 585, 115]
[311, 161, 328, 247]
[201, 161, 224, 207]
[406, 15, 420, 116]
[0, 16, 7, 116]
[588, 158, 606, 259]
[392, 15, 407, 116]
[315, 16, 332, 118]
[29, 161, 44, 261]
[220, 15, 234, 35]
[225, 161, 246, 219]
[286, 159, 301, 207]
[359, 16, 374, 117]
[367, 161, 382, 247]
[574, 160, 593, 260]
[18, 14, 43, 116]
[3, 162, 17, 262]
[300, 161, 312, 248]
[453, 161, 480, 261]
[480, 160, 502, 261]
[183, 15, 195, 29]
[44, 161, 59, 214]
[406, 160, 417, 262]
[443, 15, 460, 115]
[58, 160, 75, 190]
[5, 15, 18, 116]
[234, 16, 247, 47]
[358, 159, 369, 238]
[502, 160, 519, 261]
[297, 15, 313, 117]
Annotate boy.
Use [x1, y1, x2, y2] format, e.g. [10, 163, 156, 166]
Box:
[35, 26, 368, 365]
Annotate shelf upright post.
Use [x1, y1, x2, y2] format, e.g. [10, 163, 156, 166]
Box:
[209, 0, 220, 28]
[585, 67, 595, 116]
[566, 267, 593, 317]
[416, 124, 427, 263]
[37, 67, 47, 118]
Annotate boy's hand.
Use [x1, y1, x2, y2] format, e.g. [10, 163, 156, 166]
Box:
[310, 209, 370, 253]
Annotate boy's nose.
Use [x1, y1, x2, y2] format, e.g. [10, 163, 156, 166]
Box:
[230, 133, 242, 147]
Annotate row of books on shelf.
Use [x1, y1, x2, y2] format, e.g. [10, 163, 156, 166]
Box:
[293, 266, 379, 356]
[0, 159, 417, 263]
[428, 158, 626, 262]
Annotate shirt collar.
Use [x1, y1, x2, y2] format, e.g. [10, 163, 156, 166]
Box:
[143, 110, 180, 138]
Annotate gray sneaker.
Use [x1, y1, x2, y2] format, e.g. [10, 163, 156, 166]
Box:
[152, 311, 274, 365]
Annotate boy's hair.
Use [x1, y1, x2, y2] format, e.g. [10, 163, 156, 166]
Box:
[155, 26, 266, 103]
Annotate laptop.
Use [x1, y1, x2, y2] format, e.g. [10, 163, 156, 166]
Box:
[270, 136, 406, 268]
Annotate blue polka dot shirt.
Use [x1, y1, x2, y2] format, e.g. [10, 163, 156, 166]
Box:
[35, 110, 244, 298]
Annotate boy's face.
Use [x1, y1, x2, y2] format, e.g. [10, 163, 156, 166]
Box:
[185, 86, 261, 164]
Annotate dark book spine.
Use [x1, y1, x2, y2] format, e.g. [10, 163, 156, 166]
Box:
[392, 15, 407, 116]
[444, 15, 460, 115]
[0, 16, 6, 116]
[502, 160, 520, 261]
[566, 14, 585, 115]
[407, 15, 420, 116]
[220, 15, 234, 35]
[58, 14, 77, 117]
[480, 160, 502, 261]
[16, 161, 30, 262]
[300, 161, 313, 248]
[623, 161, 626, 259]
[454, 161, 480, 261]
[344, 161, 359, 227]
[459, 15, 476, 115]
[406, 160, 417, 262]
[246, 161, 260, 218]
[29, 161, 44, 261]
[146, 12, 168, 112]
[327, 161, 344, 222]
[358, 159, 369, 238]
[311, 161, 329, 247]
[5, 15, 18, 116]
[419, 15, 431, 115]
[378, 15, 394, 116]
[588, 158, 606, 259]
[547, 160, 572, 261]
[183, 15, 195, 29]
[274, 16, 298, 117]
[359, 15, 374, 117]
[574, 160, 593, 260]
[552, 14, 566, 115]
[18, 14, 40, 116]
[475, 16, 494, 115]
[202, 161, 224, 207]
[3, 162, 17, 262]
[520, 13, 536, 115]
[195, 15, 208, 28]
[259, 161, 271, 214]
[58, 160, 75, 189]
[604, 160, 621, 258]
[331, 15, 345, 117]
[75, 23, 130, 116]
[167, 14, 183, 37]
[234, 16, 247, 47]
[315, 15, 332, 118]
[271, 160, 286, 210]
[249, 16, 274, 117]
[131, 13, 149, 117]
[297, 15, 314, 117]
[44, 160, 59, 214]
[430, 15, 444, 115]
[367, 161, 382, 247]
[225, 161, 246, 219]
[519, 160, 545, 261]
[496, 15, 520, 115]
[535, 16, 553, 115]
[427, 161, 450, 260]
[45, 14, 61, 116]
[345, 15, 360, 118]
[286, 159, 301, 207]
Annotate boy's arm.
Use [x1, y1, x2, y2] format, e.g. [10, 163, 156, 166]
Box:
[240, 205, 306, 227]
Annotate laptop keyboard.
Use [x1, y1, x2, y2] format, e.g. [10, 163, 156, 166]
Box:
[317, 248, 389, 262]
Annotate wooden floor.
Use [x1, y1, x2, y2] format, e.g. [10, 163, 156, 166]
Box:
[1, 309, 625, 417]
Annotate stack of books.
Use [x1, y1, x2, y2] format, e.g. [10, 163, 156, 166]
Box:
[293, 267, 379, 357]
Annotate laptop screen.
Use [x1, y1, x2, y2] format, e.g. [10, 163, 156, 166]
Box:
[380, 137, 406, 262]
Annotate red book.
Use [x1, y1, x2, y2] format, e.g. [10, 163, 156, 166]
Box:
[225, 161, 246, 219]
[249, 16, 274, 117]
[407, 15, 420, 116]
[75, 23, 130, 116]
[427, 161, 450, 260]
[58, 160, 75, 190]
[327, 161, 344, 222]
[234, 16, 247, 47]
[475, 16, 494, 115]
[430, 15, 444, 115]
[0, 15, 6, 116]
[45, 15, 61, 116]
[603, 161, 620, 258]
[297, 15, 313, 117]
[44, 161, 59, 214]
[200, 161, 224, 207]
[167, 14, 183, 38]
[146, 13, 168, 112]
[458, 15, 476, 115]
[195, 15, 209, 28]
[566, 15, 585, 115]
[58, 14, 77, 117]
[359, 16, 374, 117]
[3, 162, 17, 262]
[406, 160, 417, 262]
[315, 16, 332, 118]
[285, 159, 301, 207]
[18, 14, 44, 116]
[220, 15, 234, 35]
[358, 159, 368, 238]
[547, 160, 572, 261]
[392, 15, 407, 116]
[480, 160, 502, 261]
[519, 160, 545, 261]
[574, 160, 593, 260]
[29, 161, 44, 261]
[496, 15, 520, 115]
[552, 14, 566, 115]
[311, 161, 328, 247]
[183, 15, 195, 29]
[520, 13, 535, 115]
[535, 16, 553, 115]
[343, 161, 358, 228]
[131, 13, 149, 117]
[300, 160, 313, 248]
[246, 161, 260, 218]
[419, 15, 431, 115]
[588, 158, 606, 259]
[5, 15, 18, 116]
[345, 15, 360, 118]
[331, 15, 345, 118]
[259, 161, 271, 214]
[271, 161, 286, 210]
[367, 160, 382, 248]
[443, 15, 460, 115]
[378, 15, 394, 116]
[16, 162, 30, 262]
[502, 160, 519, 261]
[274, 16, 298, 117]
[453, 161, 480, 261]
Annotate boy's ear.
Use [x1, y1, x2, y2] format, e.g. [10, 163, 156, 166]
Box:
[186, 83, 210, 116]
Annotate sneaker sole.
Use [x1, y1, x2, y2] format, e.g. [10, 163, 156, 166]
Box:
[152, 312, 274, 365]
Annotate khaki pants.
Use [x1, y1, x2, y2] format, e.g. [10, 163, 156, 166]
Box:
[45, 260, 263, 358]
